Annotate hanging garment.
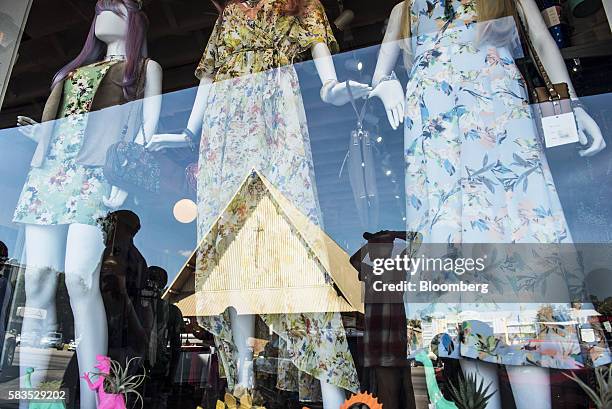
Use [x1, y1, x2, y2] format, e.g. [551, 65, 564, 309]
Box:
[402, 0, 610, 368]
[340, 84, 379, 229]
[194, 0, 358, 401]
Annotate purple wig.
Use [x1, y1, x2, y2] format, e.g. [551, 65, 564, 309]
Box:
[51, 0, 148, 100]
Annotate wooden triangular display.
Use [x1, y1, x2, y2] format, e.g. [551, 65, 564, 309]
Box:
[191, 169, 364, 316]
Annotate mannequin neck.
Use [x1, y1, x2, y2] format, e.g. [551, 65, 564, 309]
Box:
[104, 39, 127, 60]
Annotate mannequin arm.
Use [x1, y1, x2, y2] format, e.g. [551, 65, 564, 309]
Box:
[141, 60, 163, 143]
[370, 2, 406, 130]
[104, 60, 163, 208]
[312, 42, 371, 106]
[372, 2, 404, 87]
[147, 74, 213, 152]
[518, 0, 606, 156]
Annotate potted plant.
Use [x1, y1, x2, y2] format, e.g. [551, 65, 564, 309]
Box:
[447, 371, 496, 409]
[564, 364, 611, 409]
[82, 355, 146, 409]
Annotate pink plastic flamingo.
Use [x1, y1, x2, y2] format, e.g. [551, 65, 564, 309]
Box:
[81, 355, 126, 409]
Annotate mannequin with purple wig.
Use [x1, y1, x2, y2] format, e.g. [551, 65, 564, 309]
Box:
[15, 1, 162, 408]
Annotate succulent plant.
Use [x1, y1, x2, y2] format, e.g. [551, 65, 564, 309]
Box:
[564, 365, 612, 409]
[447, 371, 495, 409]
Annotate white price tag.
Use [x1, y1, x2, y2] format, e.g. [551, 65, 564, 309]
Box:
[541, 112, 579, 148]
[580, 328, 596, 343]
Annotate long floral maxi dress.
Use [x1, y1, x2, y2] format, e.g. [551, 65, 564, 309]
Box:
[13, 61, 118, 226]
[403, 0, 610, 368]
[194, 0, 359, 400]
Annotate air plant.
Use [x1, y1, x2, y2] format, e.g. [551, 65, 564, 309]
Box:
[448, 371, 496, 409]
[92, 357, 147, 408]
[564, 365, 612, 409]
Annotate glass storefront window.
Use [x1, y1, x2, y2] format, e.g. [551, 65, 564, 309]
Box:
[0, 1, 611, 408]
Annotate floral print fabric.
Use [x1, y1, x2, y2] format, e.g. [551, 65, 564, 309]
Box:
[403, 0, 610, 368]
[14, 61, 117, 226]
[194, 0, 357, 400]
[196, 0, 338, 82]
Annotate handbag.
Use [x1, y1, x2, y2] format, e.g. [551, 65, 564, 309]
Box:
[103, 60, 161, 196]
[104, 121, 161, 196]
[339, 82, 379, 229]
[516, 5, 573, 119]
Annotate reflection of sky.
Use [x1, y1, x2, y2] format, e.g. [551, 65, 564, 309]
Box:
[0, 44, 611, 284]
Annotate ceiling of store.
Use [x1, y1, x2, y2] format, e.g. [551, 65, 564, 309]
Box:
[0, 0, 399, 127]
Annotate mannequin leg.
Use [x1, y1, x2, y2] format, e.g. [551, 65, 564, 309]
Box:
[19, 224, 66, 409]
[229, 309, 255, 389]
[64, 223, 107, 409]
[320, 381, 346, 409]
[506, 366, 551, 409]
[460, 359, 502, 409]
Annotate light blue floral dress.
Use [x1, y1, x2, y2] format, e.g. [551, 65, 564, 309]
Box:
[13, 61, 117, 226]
[403, 0, 610, 368]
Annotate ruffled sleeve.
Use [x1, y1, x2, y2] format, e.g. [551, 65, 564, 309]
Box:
[291, 0, 339, 54]
[195, 17, 223, 79]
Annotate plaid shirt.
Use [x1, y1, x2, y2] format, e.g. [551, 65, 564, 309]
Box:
[357, 260, 409, 368]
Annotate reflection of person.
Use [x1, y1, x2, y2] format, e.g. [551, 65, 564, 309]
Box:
[11, 2, 161, 408]
[143, 266, 184, 409]
[100, 210, 148, 366]
[350, 231, 417, 409]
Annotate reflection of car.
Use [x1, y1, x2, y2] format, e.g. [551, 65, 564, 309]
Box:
[67, 340, 77, 351]
[1, 331, 16, 368]
[16, 331, 40, 348]
[40, 332, 64, 350]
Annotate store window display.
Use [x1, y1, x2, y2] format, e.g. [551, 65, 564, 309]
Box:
[146, 0, 371, 407]
[369, 0, 610, 408]
[11, 1, 162, 408]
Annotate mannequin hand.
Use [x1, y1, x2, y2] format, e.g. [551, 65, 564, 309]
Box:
[146, 133, 189, 152]
[575, 107, 606, 157]
[369, 80, 405, 130]
[16, 116, 41, 142]
[322, 81, 371, 106]
[103, 186, 128, 209]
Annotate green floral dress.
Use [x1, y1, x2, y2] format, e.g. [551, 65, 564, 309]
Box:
[14, 61, 118, 226]
[194, 0, 358, 401]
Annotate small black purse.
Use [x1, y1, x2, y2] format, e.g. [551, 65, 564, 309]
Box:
[103, 130, 161, 196]
[103, 58, 160, 197]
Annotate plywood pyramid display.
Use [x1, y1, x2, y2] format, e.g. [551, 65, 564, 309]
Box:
[195, 169, 364, 316]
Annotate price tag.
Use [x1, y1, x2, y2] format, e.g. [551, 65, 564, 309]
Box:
[542, 112, 579, 148]
[580, 328, 596, 343]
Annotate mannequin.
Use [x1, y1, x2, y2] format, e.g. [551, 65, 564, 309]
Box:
[14, 1, 162, 408]
[368, 1, 608, 409]
[146, 1, 365, 407]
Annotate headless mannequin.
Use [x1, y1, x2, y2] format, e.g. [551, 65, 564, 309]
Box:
[147, 42, 369, 409]
[368, 1, 607, 408]
[16, 7, 162, 409]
